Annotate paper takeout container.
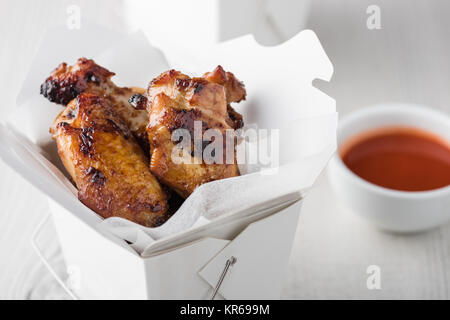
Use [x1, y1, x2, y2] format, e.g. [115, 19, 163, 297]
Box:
[0, 23, 336, 299]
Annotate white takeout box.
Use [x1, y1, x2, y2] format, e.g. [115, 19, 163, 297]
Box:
[0, 23, 335, 299]
[49, 194, 302, 299]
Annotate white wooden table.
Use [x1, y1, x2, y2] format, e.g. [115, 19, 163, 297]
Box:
[1, 0, 449, 299]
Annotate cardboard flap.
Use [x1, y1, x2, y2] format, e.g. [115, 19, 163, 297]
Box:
[140, 192, 301, 257]
[165, 30, 334, 127]
[198, 200, 302, 299]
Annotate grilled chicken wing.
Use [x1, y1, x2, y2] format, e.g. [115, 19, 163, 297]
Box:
[146, 66, 246, 198]
[51, 93, 169, 227]
[41, 58, 149, 152]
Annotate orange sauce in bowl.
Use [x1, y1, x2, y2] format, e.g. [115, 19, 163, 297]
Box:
[340, 127, 450, 192]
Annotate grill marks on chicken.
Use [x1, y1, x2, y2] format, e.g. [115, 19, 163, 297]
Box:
[51, 93, 170, 227]
[42, 58, 247, 227]
[146, 66, 246, 198]
[41, 58, 149, 152]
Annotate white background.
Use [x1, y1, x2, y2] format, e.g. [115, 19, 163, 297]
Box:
[0, 0, 449, 299]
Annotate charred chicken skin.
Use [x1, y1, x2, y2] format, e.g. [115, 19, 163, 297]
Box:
[41, 58, 247, 226]
[50, 93, 169, 227]
[41, 58, 149, 152]
[146, 66, 246, 198]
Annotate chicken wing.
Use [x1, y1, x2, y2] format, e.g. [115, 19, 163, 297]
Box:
[51, 93, 169, 227]
[41, 58, 149, 152]
[146, 66, 246, 198]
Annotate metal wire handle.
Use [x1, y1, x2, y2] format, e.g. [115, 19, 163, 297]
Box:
[210, 256, 237, 300]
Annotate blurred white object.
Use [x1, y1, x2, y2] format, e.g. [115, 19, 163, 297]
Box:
[328, 104, 450, 233]
[123, 0, 310, 48]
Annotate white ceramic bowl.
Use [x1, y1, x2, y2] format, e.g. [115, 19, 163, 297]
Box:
[328, 104, 450, 233]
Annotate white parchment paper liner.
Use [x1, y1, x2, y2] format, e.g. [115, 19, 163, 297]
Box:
[1, 22, 336, 256]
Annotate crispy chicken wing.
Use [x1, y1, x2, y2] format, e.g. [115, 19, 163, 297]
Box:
[41, 58, 149, 152]
[51, 93, 169, 227]
[146, 66, 246, 198]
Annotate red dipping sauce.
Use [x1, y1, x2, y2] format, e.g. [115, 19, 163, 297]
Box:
[340, 127, 450, 192]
